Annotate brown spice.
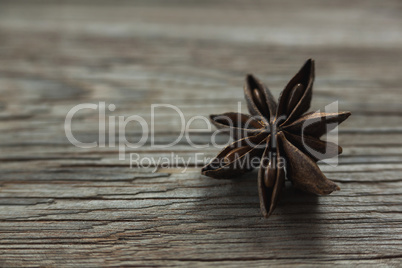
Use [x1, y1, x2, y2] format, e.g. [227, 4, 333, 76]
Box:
[201, 59, 351, 217]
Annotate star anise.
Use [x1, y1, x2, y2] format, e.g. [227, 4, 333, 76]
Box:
[201, 59, 351, 217]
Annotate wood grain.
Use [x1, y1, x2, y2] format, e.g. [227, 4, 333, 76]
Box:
[0, 0, 402, 267]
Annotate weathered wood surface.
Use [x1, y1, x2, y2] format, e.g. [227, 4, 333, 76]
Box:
[1, 0, 402, 267]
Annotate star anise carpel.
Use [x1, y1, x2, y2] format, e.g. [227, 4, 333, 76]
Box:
[201, 59, 351, 218]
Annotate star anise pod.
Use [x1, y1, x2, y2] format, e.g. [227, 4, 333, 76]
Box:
[201, 59, 351, 217]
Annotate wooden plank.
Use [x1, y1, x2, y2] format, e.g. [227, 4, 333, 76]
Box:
[0, 0, 401, 266]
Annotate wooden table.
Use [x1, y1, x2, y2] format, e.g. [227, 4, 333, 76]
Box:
[1, 1, 401, 266]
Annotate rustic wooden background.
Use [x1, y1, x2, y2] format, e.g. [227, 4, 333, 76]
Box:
[1, 0, 402, 267]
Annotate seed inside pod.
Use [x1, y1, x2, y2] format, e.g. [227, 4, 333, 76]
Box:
[264, 153, 277, 188]
[252, 88, 270, 116]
